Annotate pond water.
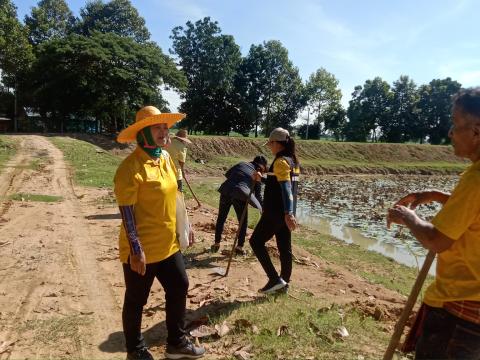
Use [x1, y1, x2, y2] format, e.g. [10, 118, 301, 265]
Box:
[296, 175, 459, 270]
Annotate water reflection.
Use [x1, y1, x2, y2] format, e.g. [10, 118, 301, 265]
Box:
[296, 175, 459, 272]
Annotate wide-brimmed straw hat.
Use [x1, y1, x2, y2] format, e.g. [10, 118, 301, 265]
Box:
[172, 129, 192, 144]
[117, 106, 186, 143]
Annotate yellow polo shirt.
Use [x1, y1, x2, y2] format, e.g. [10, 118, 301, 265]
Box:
[166, 138, 187, 180]
[424, 160, 480, 307]
[273, 158, 291, 181]
[114, 147, 179, 264]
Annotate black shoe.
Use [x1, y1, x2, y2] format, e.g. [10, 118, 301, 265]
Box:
[210, 243, 220, 253]
[234, 246, 245, 255]
[258, 277, 287, 294]
[127, 347, 154, 360]
[165, 339, 205, 359]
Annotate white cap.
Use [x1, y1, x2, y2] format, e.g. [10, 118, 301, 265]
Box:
[263, 127, 290, 145]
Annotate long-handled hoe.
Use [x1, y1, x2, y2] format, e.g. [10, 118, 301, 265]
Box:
[383, 250, 436, 360]
[183, 174, 202, 209]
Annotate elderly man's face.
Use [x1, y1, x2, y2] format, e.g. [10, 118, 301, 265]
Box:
[449, 108, 480, 160]
[150, 123, 170, 147]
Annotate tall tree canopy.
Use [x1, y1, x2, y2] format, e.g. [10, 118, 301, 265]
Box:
[30, 32, 185, 131]
[0, 0, 34, 86]
[415, 78, 461, 145]
[235, 40, 305, 136]
[76, 0, 150, 42]
[381, 75, 418, 143]
[24, 0, 75, 45]
[345, 78, 392, 142]
[305, 68, 342, 138]
[171, 17, 242, 134]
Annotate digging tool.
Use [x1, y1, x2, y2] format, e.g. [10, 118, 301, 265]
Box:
[223, 182, 256, 277]
[183, 174, 201, 209]
[383, 250, 436, 360]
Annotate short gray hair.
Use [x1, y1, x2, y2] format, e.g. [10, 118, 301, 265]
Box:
[453, 87, 480, 124]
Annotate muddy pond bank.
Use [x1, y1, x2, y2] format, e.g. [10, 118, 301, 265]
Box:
[297, 174, 458, 270]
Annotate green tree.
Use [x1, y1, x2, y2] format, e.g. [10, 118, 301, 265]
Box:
[76, 0, 150, 42]
[321, 103, 346, 141]
[305, 68, 342, 139]
[30, 32, 185, 132]
[345, 78, 392, 142]
[382, 75, 418, 143]
[24, 0, 76, 46]
[171, 17, 242, 134]
[234, 40, 305, 137]
[415, 78, 461, 144]
[0, 0, 34, 130]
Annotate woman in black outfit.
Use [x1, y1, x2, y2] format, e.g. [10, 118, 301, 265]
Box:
[249, 127, 300, 294]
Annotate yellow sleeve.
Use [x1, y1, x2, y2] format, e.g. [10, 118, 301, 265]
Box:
[167, 152, 178, 178]
[114, 159, 143, 206]
[177, 146, 187, 163]
[432, 172, 480, 240]
[273, 158, 291, 182]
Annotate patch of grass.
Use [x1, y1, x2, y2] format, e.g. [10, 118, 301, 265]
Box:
[21, 315, 92, 347]
[0, 135, 16, 172]
[295, 228, 432, 296]
[49, 136, 121, 187]
[208, 293, 387, 359]
[9, 193, 63, 202]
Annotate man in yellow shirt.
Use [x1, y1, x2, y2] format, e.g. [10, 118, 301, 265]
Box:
[166, 129, 191, 192]
[115, 106, 205, 360]
[388, 88, 480, 359]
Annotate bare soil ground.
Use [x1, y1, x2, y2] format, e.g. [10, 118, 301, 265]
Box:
[0, 136, 410, 359]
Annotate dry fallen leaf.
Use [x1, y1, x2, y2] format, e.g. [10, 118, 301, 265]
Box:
[234, 350, 251, 360]
[190, 325, 216, 338]
[215, 321, 230, 337]
[333, 326, 349, 340]
[276, 324, 289, 337]
[0, 340, 16, 354]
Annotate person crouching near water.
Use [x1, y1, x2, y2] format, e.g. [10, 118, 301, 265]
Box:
[114, 106, 205, 360]
[387, 88, 480, 359]
[211, 155, 268, 255]
[249, 128, 300, 294]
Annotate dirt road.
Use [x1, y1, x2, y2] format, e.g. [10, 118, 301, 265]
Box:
[0, 135, 406, 359]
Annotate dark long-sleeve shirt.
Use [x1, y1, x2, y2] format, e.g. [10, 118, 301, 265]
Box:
[218, 161, 263, 210]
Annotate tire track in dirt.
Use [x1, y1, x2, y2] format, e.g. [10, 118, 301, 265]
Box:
[0, 136, 122, 359]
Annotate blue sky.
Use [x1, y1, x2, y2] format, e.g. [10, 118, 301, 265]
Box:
[15, 0, 480, 112]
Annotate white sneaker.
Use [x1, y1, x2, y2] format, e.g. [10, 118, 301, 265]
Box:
[258, 277, 287, 294]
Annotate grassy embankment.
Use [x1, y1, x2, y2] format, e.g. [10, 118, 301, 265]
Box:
[185, 136, 466, 176]
[50, 135, 440, 358]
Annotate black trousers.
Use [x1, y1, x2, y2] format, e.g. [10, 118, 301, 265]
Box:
[415, 305, 480, 359]
[122, 251, 189, 352]
[215, 193, 248, 247]
[249, 213, 292, 283]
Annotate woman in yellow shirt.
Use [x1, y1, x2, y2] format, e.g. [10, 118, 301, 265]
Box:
[250, 128, 300, 294]
[388, 88, 480, 359]
[114, 106, 205, 360]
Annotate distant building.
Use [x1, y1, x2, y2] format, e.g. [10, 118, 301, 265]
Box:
[0, 117, 12, 132]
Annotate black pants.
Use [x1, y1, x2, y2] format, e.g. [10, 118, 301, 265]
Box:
[215, 193, 248, 247]
[249, 213, 292, 283]
[122, 251, 189, 353]
[416, 305, 480, 359]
